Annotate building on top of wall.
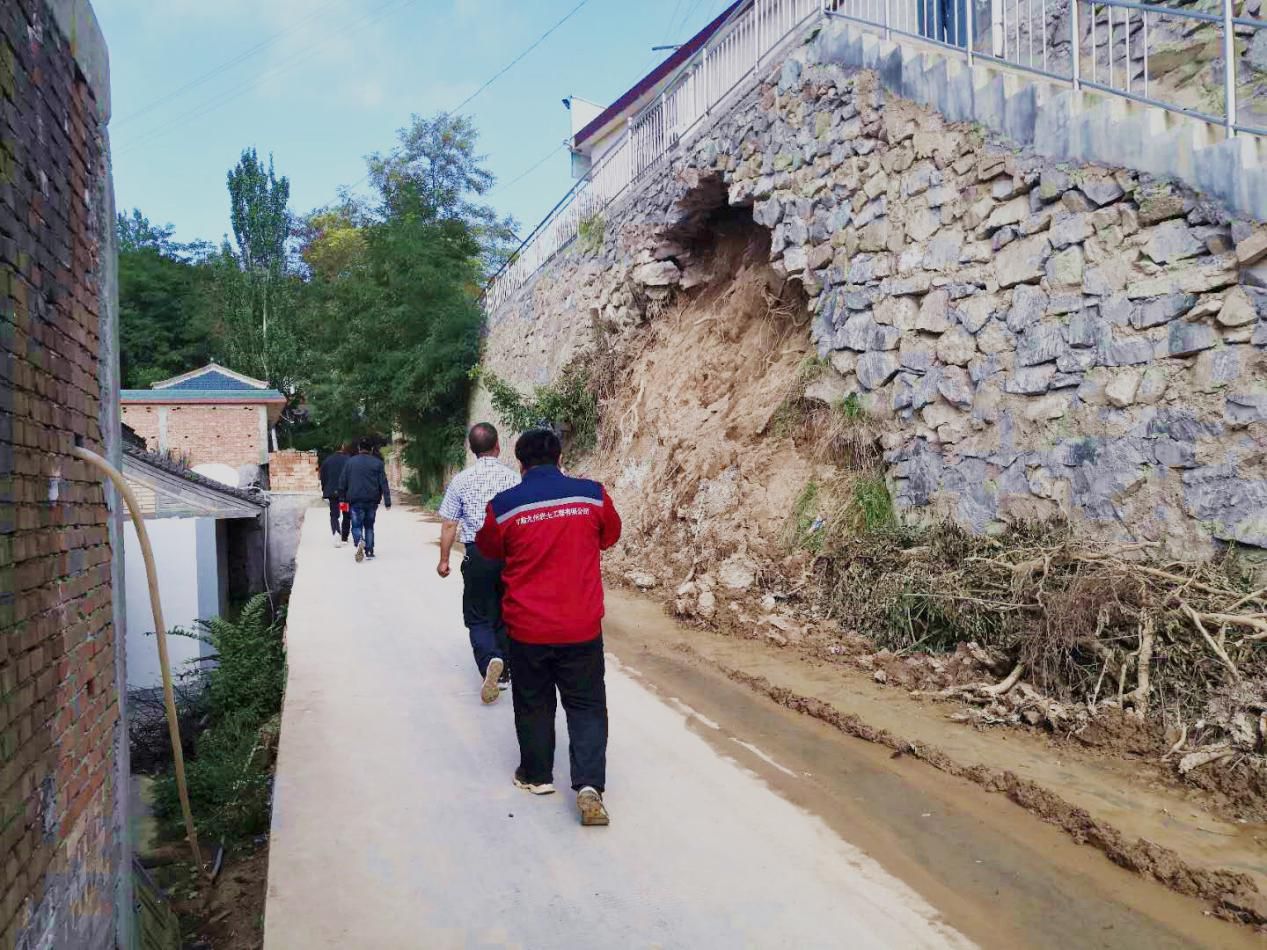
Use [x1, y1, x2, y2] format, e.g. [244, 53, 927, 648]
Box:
[567, 0, 745, 178]
[121, 363, 286, 472]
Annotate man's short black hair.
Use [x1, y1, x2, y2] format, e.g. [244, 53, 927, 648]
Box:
[515, 427, 562, 469]
[358, 436, 376, 453]
[468, 422, 498, 455]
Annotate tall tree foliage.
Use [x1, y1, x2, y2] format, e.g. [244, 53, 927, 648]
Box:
[215, 149, 307, 403]
[367, 113, 519, 278]
[116, 209, 216, 388]
[299, 113, 505, 488]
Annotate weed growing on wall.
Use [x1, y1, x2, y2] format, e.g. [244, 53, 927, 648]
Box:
[472, 364, 599, 455]
[576, 213, 605, 255]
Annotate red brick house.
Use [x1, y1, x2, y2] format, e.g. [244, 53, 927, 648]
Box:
[121, 363, 286, 469]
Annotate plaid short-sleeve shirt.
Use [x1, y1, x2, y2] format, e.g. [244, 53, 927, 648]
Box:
[438, 456, 521, 544]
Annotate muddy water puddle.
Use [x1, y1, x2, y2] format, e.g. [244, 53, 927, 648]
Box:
[604, 591, 1264, 949]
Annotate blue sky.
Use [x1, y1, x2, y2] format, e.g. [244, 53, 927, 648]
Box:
[97, 0, 733, 246]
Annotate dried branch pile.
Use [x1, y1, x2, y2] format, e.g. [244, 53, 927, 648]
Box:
[815, 521, 1267, 782]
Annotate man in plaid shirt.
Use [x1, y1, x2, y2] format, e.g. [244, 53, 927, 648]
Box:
[437, 422, 521, 703]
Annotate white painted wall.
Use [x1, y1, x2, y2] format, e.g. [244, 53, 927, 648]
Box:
[124, 517, 222, 690]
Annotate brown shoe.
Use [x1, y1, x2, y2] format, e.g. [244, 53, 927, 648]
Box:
[577, 787, 609, 826]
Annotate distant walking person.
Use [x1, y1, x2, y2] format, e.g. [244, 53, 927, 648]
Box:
[476, 428, 622, 826]
[338, 437, 392, 562]
[319, 442, 354, 547]
[437, 423, 520, 704]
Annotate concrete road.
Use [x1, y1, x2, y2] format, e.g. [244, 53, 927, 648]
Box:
[265, 506, 970, 949]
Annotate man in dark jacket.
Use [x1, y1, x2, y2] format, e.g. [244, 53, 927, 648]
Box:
[337, 437, 392, 562]
[475, 428, 621, 826]
[319, 442, 354, 547]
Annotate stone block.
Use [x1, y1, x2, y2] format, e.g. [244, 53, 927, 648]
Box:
[994, 234, 1051, 288]
[633, 260, 681, 286]
[1016, 323, 1066, 366]
[976, 319, 1016, 354]
[1007, 284, 1049, 332]
[1078, 173, 1125, 206]
[1045, 246, 1084, 289]
[1225, 388, 1267, 425]
[1217, 286, 1258, 328]
[1236, 230, 1267, 267]
[1167, 321, 1218, 357]
[874, 295, 917, 329]
[1136, 366, 1168, 404]
[753, 197, 783, 229]
[956, 294, 998, 334]
[937, 365, 973, 407]
[936, 327, 977, 366]
[916, 288, 953, 332]
[1104, 370, 1140, 408]
[899, 336, 936, 372]
[856, 351, 900, 390]
[1064, 311, 1101, 348]
[1049, 212, 1089, 249]
[1133, 293, 1196, 329]
[1143, 220, 1203, 264]
[1193, 346, 1246, 392]
[1005, 364, 1056, 394]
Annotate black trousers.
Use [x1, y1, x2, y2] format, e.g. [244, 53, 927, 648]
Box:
[327, 498, 350, 540]
[460, 545, 510, 677]
[509, 635, 607, 792]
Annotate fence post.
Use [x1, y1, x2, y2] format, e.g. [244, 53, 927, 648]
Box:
[1222, 0, 1236, 136]
[754, 0, 761, 72]
[966, 0, 974, 64]
[1070, 0, 1081, 90]
[885, 0, 893, 38]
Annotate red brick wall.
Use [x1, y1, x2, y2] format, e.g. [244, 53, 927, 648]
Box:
[1, 1, 120, 946]
[269, 449, 320, 493]
[121, 402, 265, 469]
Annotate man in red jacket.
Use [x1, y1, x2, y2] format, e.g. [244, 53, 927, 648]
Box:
[475, 427, 622, 826]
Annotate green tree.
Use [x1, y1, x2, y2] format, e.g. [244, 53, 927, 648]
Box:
[214, 150, 308, 408]
[367, 113, 518, 278]
[116, 209, 216, 388]
[227, 148, 290, 275]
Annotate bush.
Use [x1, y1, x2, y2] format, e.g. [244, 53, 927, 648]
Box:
[472, 363, 599, 455]
[154, 595, 286, 843]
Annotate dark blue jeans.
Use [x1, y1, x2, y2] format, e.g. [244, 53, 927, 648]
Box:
[349, 503, 378, 553]
[509, 635, 607, 792]
[918, 0, 968, 47]
[460, 545, 509, 677]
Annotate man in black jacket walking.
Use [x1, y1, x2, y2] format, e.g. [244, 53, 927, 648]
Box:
[337, 438, 392, 562]
[319, 442, 354, 547]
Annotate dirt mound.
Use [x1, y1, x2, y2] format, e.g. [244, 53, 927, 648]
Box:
[571, 198, 1266, 826]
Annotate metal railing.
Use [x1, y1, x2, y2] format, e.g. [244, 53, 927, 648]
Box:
[828, 0, 1267, 134]
[485, 0, 821, 310]
[485, 0, 1264, 309]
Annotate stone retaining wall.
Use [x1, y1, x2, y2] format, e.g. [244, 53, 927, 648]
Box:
[480, 33, 1267, 559]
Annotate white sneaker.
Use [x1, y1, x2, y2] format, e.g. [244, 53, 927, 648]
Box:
[355, 541, 365, 563]
[333, 535, 341, 548]
[481, 658, 504, 704]
[513, 770, 555, 795]
[577, 787, 609, 826]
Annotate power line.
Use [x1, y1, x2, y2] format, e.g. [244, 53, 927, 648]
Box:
[449, 0, 591, 115]
[114, 0, 349, 127]
[117, 0, 419, 157]
[346, 0, 592, 193]
[489, 143, 567, 196]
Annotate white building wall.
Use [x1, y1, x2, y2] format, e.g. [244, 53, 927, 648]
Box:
[124, 517, 222, 690]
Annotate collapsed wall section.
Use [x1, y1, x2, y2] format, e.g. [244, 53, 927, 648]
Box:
[0, 1, 124, 946]
[480, 26, 1267, 560]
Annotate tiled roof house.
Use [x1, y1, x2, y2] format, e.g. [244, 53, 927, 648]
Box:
[121, 363, 286, 469]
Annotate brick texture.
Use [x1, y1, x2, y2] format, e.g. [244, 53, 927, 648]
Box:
[121, 402, 264, 468]
[1, 2, 119, 946]
[268, 449, 320, 493]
